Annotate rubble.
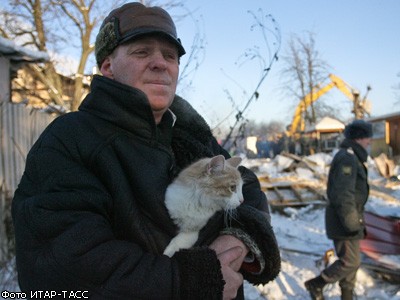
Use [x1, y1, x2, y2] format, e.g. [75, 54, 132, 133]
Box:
[242, 151, 400, 286]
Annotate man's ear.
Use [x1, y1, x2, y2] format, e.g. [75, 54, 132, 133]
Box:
[100, 57, 113, 78]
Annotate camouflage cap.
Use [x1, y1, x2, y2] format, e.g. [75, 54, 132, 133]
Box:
[95, 2, 186, 67]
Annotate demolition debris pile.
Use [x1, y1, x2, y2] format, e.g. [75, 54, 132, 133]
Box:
[242, 152, 400, 300]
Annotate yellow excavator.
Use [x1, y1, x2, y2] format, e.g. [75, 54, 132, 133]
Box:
[289, 74, 371, 136]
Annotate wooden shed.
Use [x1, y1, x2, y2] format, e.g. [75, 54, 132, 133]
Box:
[305, 117, 345, 153]
[367, 111, 400, 159]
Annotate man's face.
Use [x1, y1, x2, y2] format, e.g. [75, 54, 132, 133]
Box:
[101, 36, 179, 123]
[355, 137, 371, 150]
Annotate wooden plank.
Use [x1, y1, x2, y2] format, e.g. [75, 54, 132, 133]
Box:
[273, 186, 284, 202]
[306, 186, 327, 200]
[360, 239, 400, 255]
[369, 187, 399, 203]
[365, 226, 400, 246]
[364, 211, 400, 234]
[269, 200, 325, 207]
[290, 186, 303, 202]
[264, 182, 327, 208]
[361, 211, 400, 255]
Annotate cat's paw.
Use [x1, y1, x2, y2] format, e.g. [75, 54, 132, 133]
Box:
[163, 232, 199, 257]
[163, 245, 177, 257]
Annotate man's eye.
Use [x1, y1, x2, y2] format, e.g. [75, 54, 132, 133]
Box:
[164, 52, 178, 61]
[132, 50, 148, 56]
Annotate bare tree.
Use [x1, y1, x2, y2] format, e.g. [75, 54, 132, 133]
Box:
[0, 0, 204, 112]
[280, 32, 331, 130]
[1, 0, 108, 111]
[217, 9, 281, 149]
[246, 120, 285, 138]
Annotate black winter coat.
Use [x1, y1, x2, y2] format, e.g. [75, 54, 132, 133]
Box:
[12, 75, 280, 299]
[325, 138, 369, 240]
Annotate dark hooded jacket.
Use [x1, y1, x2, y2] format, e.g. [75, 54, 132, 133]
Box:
[12, 75, 280, 299]
[325, 138, 370, 240]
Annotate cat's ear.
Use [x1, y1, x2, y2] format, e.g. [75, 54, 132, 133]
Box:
[207, 155, 225, 175]
[227, 156, 242, 168]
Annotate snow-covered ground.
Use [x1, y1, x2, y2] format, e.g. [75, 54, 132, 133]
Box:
[1, 154, 399, 300]
[243, 155, 400, 300]
[243, 197, 400, 300]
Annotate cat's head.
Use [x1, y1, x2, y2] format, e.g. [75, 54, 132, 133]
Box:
[183, 155, 244, 210]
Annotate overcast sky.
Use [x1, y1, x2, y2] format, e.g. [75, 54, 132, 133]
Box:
[175, 0, 400, 128]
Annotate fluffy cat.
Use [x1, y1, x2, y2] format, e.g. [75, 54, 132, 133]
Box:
[163, 155, 243, 257]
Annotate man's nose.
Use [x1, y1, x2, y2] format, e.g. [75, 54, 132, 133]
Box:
[149, 52, 168, 70]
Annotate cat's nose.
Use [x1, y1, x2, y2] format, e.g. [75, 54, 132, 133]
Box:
[239, 197, 244, 204]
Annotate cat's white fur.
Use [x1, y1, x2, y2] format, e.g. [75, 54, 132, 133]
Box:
[163, 155, 243, 257]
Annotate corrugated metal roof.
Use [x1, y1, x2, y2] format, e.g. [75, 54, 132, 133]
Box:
[367, 111, 400, 122]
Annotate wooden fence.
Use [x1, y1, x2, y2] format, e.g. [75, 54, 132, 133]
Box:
[0, 101, 54, 262]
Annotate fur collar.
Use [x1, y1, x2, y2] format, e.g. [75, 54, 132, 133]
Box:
[340, 138, 368, 163]
[169, 96, 215, 173]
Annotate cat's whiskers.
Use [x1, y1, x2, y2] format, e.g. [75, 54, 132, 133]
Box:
[223, 207, 241, 227]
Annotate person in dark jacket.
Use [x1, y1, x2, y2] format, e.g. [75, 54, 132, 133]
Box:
[11, 2, 280, 299]
[304, 119, 373, 300]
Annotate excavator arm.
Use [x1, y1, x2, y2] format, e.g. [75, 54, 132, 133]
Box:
[289, 74, 357, 136]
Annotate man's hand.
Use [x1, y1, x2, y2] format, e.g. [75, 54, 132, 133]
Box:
[209, 235, 249, 299]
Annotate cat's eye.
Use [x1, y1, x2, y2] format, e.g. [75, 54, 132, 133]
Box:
[229, 185, 237, 192]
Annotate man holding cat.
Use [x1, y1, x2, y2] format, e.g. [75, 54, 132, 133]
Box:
[12, 2, 280, 299]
